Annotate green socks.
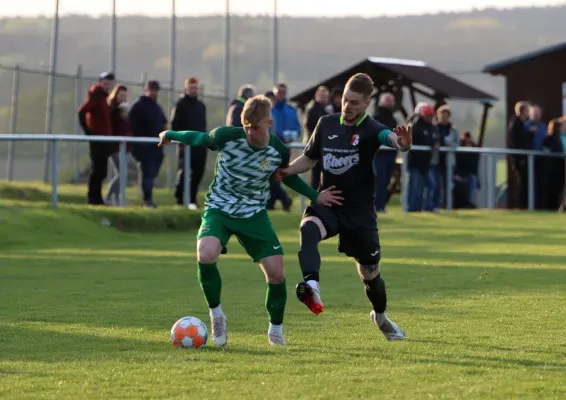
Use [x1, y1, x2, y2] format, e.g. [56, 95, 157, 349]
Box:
[197, 262, 222, 308]
[266, 280, 287, 325]
[197, 262, 286, 325]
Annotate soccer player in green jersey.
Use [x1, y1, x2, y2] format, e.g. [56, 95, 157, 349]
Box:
[157, 95, 342, 346]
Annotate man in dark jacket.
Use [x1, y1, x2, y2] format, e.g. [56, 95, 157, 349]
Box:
[172, 77, 207, 209]
[77, 72, 115, 205]
[373, 92, 399, 212]
[226, 85, 255, 127]
[508, 101, 531, 209]
[406, 104, 436, 212]
[303, 85, 331, 189]
[128, 80, 167, 208]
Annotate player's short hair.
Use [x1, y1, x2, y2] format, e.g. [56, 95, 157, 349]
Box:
[345, 73, 374, 99]
[242, 95, 272, 125]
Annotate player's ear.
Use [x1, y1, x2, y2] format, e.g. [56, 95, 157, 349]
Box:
[268, 119, 273, 127]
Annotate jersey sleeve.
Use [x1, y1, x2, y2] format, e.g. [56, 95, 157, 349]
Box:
[165, 130, 215, 149]
[376, 122, 394, 148]
[271, 134, 291, 167]
[303, 117, 323, 160]
[208, 126, 246, 151]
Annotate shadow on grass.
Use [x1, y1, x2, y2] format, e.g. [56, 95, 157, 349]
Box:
[0, 324, 277, 363]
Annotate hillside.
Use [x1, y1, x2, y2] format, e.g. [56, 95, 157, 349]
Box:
[0, 6, 564, 180]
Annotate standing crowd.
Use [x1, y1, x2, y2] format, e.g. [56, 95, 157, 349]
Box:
[77, 73, 565, 211]
[508, 101, 566, 210]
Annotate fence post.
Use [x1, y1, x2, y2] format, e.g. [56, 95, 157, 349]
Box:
[486, 154, 495, 209]
[528, 153, 534, 210]
[119, 141, 128, 207]
[140, 72, 147, 96]
[6, 65, 20, 182]
[43, 3, 60, 184]
[73, 65, 83, 182]
[446, 148, 454, 211]
[183, 145, 191, 207]
[51, 140, 59, 208]
[401, 151, 408, 212]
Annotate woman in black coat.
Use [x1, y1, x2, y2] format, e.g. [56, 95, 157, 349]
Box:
[543, 118, 565, 210]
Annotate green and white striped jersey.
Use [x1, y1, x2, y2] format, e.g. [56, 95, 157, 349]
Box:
[204, 126, 290, 218]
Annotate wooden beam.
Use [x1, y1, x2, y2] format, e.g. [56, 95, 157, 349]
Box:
[477, 102, 492, 147]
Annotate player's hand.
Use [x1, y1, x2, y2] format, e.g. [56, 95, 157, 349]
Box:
[273, 167, 288, 181]
[393, 125, 412, 150]
[316, 186, 343, 207]
[157, 131, 171, 147]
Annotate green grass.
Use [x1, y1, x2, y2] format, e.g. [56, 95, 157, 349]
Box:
[0, 181, 188, 208]
[1, 191, 566, 398]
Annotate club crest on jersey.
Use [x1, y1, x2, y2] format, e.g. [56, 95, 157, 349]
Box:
[259, 159, 271, 171]
[351, 134, 360, 146]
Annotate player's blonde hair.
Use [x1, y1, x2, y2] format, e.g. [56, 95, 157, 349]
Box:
[241, 95, 272, 125]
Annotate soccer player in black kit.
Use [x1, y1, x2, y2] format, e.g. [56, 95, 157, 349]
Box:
[278, 73, 412, 341]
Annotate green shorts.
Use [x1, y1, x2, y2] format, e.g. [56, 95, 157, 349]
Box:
[197, 209, 283, 263]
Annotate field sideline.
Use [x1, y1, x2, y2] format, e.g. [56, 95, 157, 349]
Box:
[1, 193, 566, 399]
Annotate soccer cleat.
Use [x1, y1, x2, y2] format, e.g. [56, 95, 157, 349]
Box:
[210, 311, 228, 346]
[370, 311, 406, 341]
[268, 324, 286, 346]
[296, 281, 324, 315]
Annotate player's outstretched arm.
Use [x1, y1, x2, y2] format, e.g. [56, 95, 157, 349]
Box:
[377, 126, 412, 152]
[158, 130, 214, 148]
[284, 154, 318, 176]
[282, 175, 343, 207]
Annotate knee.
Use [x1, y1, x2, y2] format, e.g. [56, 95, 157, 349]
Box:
[197, 243, 221, 264]
[356, 261, 381, 281]
[262, 256, 285, 284]
[300, 218, 325, 241]
[267, 270, 285, 284]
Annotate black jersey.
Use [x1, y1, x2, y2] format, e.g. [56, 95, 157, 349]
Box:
[304, 113, 392, 210]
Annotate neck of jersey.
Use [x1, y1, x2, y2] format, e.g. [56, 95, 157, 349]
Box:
[340, 113, 368, 127]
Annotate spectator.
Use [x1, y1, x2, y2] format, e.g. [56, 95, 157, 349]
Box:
[104, 84, 131, 206]
[524, 105, 548, 209]
[407, 102, 428, 124]
[303, 85, 331, 189]
[77, 71, 115, 205]
[435, 105, 459, 208]
[543, 118, 565, 210]
[453, 131, 480, 208]
[406, 104, 435, 212]
[508, 101, 531, 209]
[264, 91, 275, 106]
[272, 83, 300, 143]
[268, 83, 299, 211]
[172, 77, 207, 209]
[329, 86, 343, 113]
[373, 92, 399, 212]
[226, 84, 255, 127]
[128, 80, 167, 208]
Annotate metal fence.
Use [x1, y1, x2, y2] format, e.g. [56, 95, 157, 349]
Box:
[0, 63, 229, 186]
[1, 134, 564, 212]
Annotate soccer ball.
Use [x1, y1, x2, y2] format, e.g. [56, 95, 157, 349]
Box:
[170, 316, 208, 349]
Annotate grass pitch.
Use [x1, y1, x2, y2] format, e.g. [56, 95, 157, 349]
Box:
[0, 187, 565, 399]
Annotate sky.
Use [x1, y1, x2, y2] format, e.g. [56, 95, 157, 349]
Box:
[2, 0, 566, 18]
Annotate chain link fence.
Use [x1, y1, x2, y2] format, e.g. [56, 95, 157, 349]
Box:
[0, 63, 228, 186]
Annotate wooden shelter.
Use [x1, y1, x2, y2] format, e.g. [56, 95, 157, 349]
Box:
[483, 42, 566, 209]
[291, 57, 497, 145]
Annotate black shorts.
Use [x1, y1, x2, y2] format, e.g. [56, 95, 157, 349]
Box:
[303, 203, 381, 264]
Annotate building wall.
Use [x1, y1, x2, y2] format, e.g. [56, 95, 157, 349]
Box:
[498, 51, 566, 208]
[503, 51, 566, 128]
